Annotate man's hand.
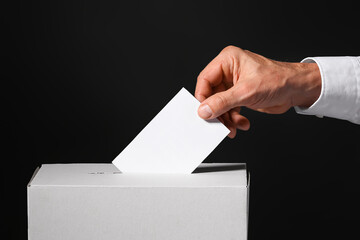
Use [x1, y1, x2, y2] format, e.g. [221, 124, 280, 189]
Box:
[195, 46, 321, 138]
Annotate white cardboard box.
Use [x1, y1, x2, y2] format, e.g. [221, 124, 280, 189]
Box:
[28, 163, 249, 240]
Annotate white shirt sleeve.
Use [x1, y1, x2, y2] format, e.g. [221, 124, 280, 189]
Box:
[294, 56, 360, 124]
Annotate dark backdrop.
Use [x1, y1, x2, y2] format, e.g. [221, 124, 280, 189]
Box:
[3, 1, 360, 239]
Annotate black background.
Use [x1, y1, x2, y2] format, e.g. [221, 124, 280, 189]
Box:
[3, 1, 360, 239]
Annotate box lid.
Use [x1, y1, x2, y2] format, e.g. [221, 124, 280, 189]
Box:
[28, 163, 247, 187]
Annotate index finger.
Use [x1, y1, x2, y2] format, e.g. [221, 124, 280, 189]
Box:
[195, 56, 224, 102]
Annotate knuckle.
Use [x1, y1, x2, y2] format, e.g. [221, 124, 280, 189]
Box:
[215, 94, 228, 109]
[221, 46, 246, 60]
[222, 45, 238, 53]
[198, 73, 213, 87]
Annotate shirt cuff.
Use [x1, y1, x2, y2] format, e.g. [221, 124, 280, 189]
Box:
[294, 56, 360, 123]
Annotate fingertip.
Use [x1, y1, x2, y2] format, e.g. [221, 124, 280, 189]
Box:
[229, 111, 250, 131]
[220, 113, 237, 138]
[198, 104, 213, 119]
[195, 94, 206, 103]
[237, 118, 250, 131]
[227, 130, 237, 139]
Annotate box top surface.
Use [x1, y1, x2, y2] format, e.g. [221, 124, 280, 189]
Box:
[29, 163, 247, 187]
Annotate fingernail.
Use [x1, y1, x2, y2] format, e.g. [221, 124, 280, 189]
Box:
[198, 104, 213, 119]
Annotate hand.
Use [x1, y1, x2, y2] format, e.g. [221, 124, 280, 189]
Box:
[195, 46, 321, 138]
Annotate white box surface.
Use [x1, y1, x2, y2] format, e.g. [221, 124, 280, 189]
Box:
[28, 163, 249, 240]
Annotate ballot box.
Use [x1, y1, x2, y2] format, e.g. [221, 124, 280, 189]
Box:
[28, 163, 249, 240]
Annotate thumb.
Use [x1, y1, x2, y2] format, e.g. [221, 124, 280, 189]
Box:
[198, 88, 239, 119]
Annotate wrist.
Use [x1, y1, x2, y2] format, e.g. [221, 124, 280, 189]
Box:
[288, 62, 321, 108]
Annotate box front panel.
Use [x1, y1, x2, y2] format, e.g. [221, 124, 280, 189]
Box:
[28, 186, 247, 240]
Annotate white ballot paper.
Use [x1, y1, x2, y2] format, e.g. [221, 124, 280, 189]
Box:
[112, 88, 230, 174]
